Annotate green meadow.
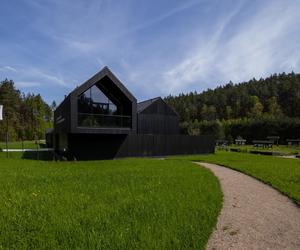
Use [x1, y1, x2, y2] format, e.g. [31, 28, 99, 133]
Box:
[226, 144, 300, 155]
[1, 148, 300, 249]
[0, 157, 222, 250]
[0, 140, 42, 150]
[183, 151, 300, 205]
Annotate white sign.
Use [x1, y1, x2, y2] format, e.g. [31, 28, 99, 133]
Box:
[0, 105, 3, 120]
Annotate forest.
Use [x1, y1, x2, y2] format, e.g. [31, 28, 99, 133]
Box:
[0, 79, 53, 141]
[165, 72, 300, 143]
[1, 72, 300, 143]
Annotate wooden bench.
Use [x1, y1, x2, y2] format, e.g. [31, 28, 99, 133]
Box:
[286, 139, 300, 146]
[252, 140, 273, 148]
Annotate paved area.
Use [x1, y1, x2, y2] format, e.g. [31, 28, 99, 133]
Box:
[197, 162, 300, 250]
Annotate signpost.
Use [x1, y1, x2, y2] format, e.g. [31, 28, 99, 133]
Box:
[6, 116, 8, 158]
[1, 105, 9, 158]
[0, 105, 3, 120]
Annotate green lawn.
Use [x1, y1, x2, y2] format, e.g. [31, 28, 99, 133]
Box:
[225, 144, 300, 155]
[2, 149, 299, 249]
[0, 140, 45, 150]
[0, 157, 222, 250]
[182, 151, 300, 205]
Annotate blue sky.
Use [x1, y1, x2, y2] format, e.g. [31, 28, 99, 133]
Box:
[0, 0, 300, 104]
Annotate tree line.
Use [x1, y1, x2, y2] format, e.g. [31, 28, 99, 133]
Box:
[165, 72, 300, 143]
[0, 79, 54, 141]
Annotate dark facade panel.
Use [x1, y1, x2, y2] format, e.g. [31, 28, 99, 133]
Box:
[137, 98, 179, 135]
[67, 134, 214, 160]
[70, 67, 137, 135]
[137, 114, 179, 135]
[139, 98, 178, 116]
[54, 67, 137, 139]
[53, 95, 71, 151]
[68, 133, 127, 160]
[51, 66, 214, 159]
[54, 95, 71, 134]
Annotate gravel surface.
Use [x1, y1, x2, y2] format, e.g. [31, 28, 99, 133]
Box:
[197, 162, 300, 250]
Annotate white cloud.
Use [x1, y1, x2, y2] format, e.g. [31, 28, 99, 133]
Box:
[160, 0, 300, 94]
[113, 0, 204, 40]
[1, 66, 68, 88]
[0, 66, 18, 72]
[30, 69, 68, 87]
[2, 0, 300, 102]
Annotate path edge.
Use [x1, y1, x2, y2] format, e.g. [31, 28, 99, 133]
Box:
[195, 161, 300, 208]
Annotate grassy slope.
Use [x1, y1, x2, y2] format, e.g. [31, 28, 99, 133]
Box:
[181, 151, 300, 205]
[0, 158, 222, 250]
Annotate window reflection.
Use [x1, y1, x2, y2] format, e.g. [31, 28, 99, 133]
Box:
[77, 84, 131, 128]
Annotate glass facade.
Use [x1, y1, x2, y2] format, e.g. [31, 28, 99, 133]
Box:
[77, 85, 131, 128]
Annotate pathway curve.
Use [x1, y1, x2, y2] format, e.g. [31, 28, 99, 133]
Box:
[196, 162, 300, 250]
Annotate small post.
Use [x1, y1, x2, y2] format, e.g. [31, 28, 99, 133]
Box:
[6, 116, 8, 158]
[36, 134, 39, 161]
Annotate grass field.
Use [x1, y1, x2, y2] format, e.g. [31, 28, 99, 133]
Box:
[182, 151, 300, 205]
[0, 157, 222, 250]
[0, 140, 45, 150]
[225, 144, 300, 155]
[1, 143, 299, 249]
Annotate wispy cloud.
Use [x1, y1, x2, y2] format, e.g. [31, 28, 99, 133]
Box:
[0, 66, 18, 72]
[1, 0, 300, 103]
[28, 68, 68, 87]
[112, 0, 204, 40]
[0, 65, 68, 88]
[160, 0, 300, 94]
[162, 1, 243, 93]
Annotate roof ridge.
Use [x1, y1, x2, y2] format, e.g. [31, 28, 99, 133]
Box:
[138, 96, 161, 104]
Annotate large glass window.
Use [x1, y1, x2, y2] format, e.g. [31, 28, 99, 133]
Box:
[77, 84, 131, 128]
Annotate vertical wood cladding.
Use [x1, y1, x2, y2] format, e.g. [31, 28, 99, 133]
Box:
[49, 66, 214, 159]
[137, 98, 179, 135]
[67, 134, 214, 160]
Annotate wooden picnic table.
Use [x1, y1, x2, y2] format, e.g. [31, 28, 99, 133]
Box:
[252, 140, 273, 148]
[286, 139, 300, 146]
[267, 136, 280, 145]
[235, 139, 246, 145]
[215, 140, 228, 146]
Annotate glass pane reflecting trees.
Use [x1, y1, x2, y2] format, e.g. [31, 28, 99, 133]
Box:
[77, 85, 131, 128]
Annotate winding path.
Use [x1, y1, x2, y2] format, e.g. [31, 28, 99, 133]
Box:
[197, 163, 300, 250]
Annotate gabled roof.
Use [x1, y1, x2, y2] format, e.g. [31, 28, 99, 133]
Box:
[70, 66, 136, 103]
[137, 97, 179, 116]
[137, 97, 161, 113]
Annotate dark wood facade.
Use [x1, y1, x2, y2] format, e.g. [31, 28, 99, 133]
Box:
[49, 66, 214, 159]
[67, 133, 214, 160]
[53, 67, 137, 151]
[137, 98, 179, 135]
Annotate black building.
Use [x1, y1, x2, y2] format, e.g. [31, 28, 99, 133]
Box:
[48, 67, 214, 160]
[137, 97, 179, 135]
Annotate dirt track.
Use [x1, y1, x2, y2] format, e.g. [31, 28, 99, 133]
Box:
[197, 162, 300, 250]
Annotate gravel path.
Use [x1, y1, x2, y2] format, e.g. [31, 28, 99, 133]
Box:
[197, 162, 300, 250]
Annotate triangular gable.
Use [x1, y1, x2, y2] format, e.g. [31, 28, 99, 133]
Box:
[137, 97, 179, 117]
[71, 66, 136, 103]
[137, 97, 160, 113]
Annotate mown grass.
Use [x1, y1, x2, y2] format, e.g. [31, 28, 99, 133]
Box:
[180, 151, 300, 205]
[227, 144, 300, 155]
[0, 140, 45, 150]
[0, 157, 222, 249]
